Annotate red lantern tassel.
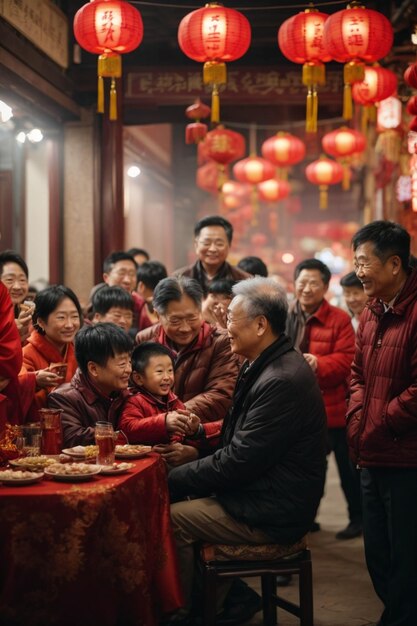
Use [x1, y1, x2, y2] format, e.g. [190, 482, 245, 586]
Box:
[97, 75, 104, 114]
[319, 185, 328, 210]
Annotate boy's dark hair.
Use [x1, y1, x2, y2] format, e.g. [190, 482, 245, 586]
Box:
[294, 258, 331, 285]
[126, 247, 150, 262]
[103, 251, 138, 274]
[131, 341, 174, 375]
[75, 323, 133, 375]
[207, 278, 235, 297]
[0, 250, 29, 278]
[352, 220, 410, 270]
[92, 285, 134, 315]
[194, 215, 233, 244]
[153, 276, 203, 314]
[33, 285, 83, 327]
[340, 271, 363, 289]
[237, 256, 268, 277]
[137, 261, 167, 290]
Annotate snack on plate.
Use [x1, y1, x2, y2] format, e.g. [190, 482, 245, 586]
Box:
[46, 462, 95, 475]
[0, 469, 42, 480]
[63, 445, 98, 458]
[115, 444, 152, 455]
[11, 456, 58, 471]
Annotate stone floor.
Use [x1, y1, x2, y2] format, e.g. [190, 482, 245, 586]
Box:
[244, 455, 383, 625]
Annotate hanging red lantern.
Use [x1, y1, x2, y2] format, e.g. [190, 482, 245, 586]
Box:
[305, 156, 344, 210]
[233, 156, 276, 185]
[406, 96, 417, 117]
[261, 132, 306, 177]
[410, 118, 417, 133]
[323, 4, 393, 120]
[322, 127, 366, 190]
[202, 127, 245, 191]
[178, 4, 251, 123]
[404, 64, 417, 90]
[196, 161, 228, 194]
[185, 98, 211, 144]
[352, 66, 397, 105]
[74, 0, 143, 120]
[222, 180, 251, 199]
[278, 9, 331, 132]
[258, 178, 291, 202]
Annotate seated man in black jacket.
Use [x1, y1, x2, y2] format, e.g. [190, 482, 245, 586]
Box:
[166, 277, 327, 625]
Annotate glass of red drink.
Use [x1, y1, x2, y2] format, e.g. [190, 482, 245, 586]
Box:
[95, 422, 116, 466]
[39, 409, 63, 455]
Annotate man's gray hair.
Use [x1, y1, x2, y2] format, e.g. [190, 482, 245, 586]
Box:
[232, 277, 288, 335]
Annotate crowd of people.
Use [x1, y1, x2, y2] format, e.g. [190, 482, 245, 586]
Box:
[1, 216, 417, 626]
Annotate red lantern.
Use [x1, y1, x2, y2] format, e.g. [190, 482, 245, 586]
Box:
[305, 156, 344, 210]
[196, 161, 227, 194]
[204, 127, 246, 166]
[261, 132, 306, 176]
[233, 157, 275, 185]
[410, 118, 417, 133]
[74, 0, 143, 120]
[322, 127, 365, 190]
[222, 181, 251, 199]
[278, 9, 330, 132]
[407, 96, 417, 117]
[258, 179, 290, 203]
[178, 4, 251, 123]
[185, 99, 211, 144]
[352, 66, 397, 105]
[404, 64, 417, 90]
[323, 5, 393, 120]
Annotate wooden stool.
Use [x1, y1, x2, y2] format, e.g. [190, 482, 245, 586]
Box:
[200, 537, 313, 626]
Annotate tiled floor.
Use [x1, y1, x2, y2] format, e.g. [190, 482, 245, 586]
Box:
[243, 455, 383, 625]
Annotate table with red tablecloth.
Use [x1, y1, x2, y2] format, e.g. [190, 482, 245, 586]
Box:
[0, 453, 183, 626]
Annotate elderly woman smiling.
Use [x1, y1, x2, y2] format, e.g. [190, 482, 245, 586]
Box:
[20, 285, 82, 410]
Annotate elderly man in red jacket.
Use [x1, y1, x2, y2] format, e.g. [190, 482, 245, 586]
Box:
[347, 220, 417, 626]
[287, 258, 359, 541]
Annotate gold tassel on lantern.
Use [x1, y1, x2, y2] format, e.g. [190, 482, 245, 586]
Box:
[342, 162, 351, 191]
[343, 61, 365, 120]
[303, 62, 325, 133]
[97, 53, 122, 120]
[319, 185, 328, 210]
[203, 62, 227, 124]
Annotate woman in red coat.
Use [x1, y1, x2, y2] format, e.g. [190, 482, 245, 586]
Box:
[20, 285, 82, 410]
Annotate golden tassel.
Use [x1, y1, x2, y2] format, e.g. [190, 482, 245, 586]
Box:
[97, 75, 104, 114]
[342, 163, 350, 191]
[203, 62, 227, 86]
[311, 88, 318, 133]
[343, 83, 353, 120]
[211, 85, 220, 124]
[251, 187, 259, 226]
[361, 105, 368, 136]
[109, 78, 117, 121]
[306, 88, 314, 133]
[368, 105, 377, 123]
[319, 185, 328, 210]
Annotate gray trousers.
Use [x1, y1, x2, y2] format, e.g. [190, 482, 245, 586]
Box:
[171, 496, 271, 612]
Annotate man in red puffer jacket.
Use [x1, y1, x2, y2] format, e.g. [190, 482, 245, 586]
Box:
[347, 220, 417, 626]
[287, 258, 359, 541]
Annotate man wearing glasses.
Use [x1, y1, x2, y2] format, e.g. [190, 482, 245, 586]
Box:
[348, 220, 417, 626]
[136, 276, 239, 467]
[174, 215, 249, 295]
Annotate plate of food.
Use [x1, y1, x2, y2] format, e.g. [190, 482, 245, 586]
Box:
[99, 462, 134, 475]
[0, 469, 44, 486]
[61, 445, 98, 460]
[44, 462, 102, 482]
[115, 444, 152, 459]
[9, 455, 60, 472]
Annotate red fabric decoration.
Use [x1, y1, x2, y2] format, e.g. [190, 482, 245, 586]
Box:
[352, 66, 397, 105]
[261, 132, 306, 168]
[305, 157, 344, 209]
[404, 64, 417, 90]
[322, 127, 366, 157]
[204, 128, 246, 165]
[178, 5, 251, 123]
[258, 179, 290, 202]
[278, 9, 330, 132]
[185, 99, 210, 145]
[74, 0, 143, 54]
[233, 157, 275, 185]
[323, 6, 393, 120]
[406, 96, 417, 117]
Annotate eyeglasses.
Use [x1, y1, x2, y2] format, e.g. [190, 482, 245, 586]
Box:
[197, 239, 228, 250]
[353, 260, 375, 273]
[226, 314, 253, 325]
[162, 314, 201, 327]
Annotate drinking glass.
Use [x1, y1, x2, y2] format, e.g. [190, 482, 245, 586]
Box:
[16, 423, 41, 457]
[39, 409, 63, 455]
[95, 422, 116, 466]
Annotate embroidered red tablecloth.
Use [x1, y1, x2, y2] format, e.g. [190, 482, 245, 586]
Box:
[0, 453, 183, 626]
